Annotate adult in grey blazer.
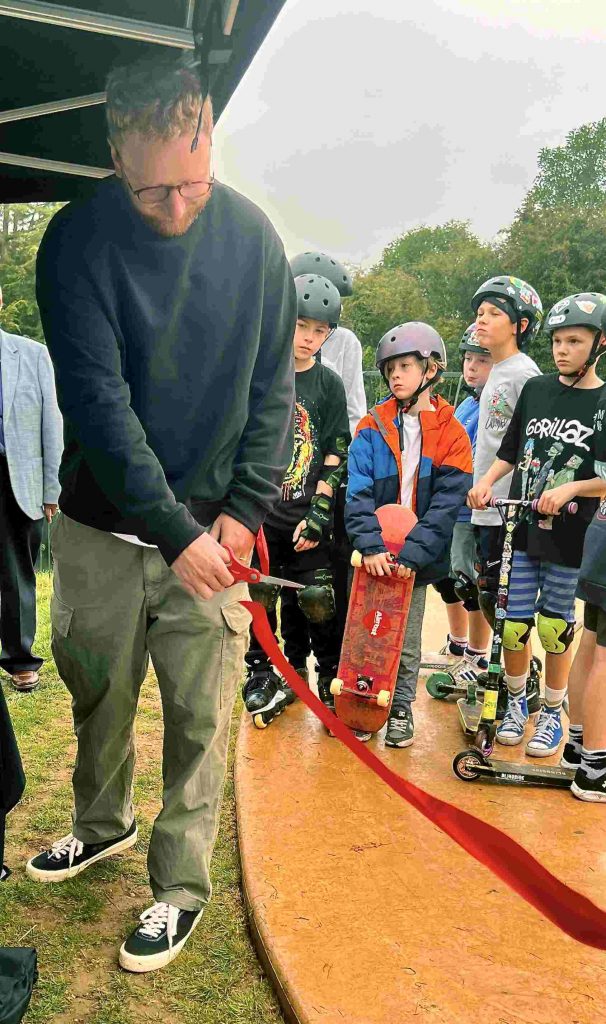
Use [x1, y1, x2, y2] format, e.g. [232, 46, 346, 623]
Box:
[0, 313, 63, 692]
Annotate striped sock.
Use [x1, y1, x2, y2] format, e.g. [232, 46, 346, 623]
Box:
[505, 672, 527, 697]
[568, 724, 583, 758]
[544, 686, 566, 711]
[582, 747, 606, 782]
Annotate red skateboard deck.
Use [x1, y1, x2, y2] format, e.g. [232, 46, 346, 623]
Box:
[332, 504, 417, 734]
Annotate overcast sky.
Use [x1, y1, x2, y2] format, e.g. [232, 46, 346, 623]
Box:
[213, 0, 606, 266]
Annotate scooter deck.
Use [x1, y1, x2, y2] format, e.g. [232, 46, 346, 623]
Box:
[453, 749, 576, 788]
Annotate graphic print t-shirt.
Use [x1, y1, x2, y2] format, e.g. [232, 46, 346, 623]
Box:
[497, 374, 605, 567]
[267, 361, 351, 531]
[472, 352, 541, 527]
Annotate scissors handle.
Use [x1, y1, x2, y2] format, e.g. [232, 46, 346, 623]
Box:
[223, 545, 262, 586]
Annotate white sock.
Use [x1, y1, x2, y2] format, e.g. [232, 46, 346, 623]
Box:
[544, 686, 565, 711]
[505, 672, 527, 697]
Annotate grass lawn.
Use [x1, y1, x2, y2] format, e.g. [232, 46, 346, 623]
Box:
[1, 573, 283, 1024]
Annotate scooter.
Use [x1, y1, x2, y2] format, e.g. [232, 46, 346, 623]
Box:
[454, 497, 577, 758]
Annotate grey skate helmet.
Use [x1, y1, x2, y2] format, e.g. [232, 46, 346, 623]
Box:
[459, 323, 490, 356]
[376, 321, 447, 380]
[471, 275, 543, 349]
[376, 322, 446, 415]
[290, 252, 353, 297]
[545, 292, 606, 381]
[294, 275, 341, 328]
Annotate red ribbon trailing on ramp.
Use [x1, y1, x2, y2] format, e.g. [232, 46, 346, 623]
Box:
[244, 600, 606, 951]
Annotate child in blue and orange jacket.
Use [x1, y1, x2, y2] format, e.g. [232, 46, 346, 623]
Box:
[345, 322, 473, 747]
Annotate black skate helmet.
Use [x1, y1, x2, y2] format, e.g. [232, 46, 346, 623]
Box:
[459, 323, 490, 356]
[290, 251, 353, 297]
[471, 275, 543, 350]
[294, 275, 341, 328]
[545, 292, 606, 381]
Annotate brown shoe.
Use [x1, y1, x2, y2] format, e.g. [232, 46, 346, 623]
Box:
[10, 671, 39, 693]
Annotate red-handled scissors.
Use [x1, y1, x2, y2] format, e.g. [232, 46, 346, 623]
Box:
[223, 546, 304, 590]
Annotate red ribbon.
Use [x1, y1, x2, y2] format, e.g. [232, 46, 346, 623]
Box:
[244, 600, 606, 950]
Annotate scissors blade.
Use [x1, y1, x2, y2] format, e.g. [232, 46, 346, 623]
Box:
[259, 573, 304, 590]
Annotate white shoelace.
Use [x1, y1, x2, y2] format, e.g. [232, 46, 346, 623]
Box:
[49, 833, 84, 865]
[138, 903, 180, 949]
[501, 696, 527, 733]
[531, 710, 560, 746]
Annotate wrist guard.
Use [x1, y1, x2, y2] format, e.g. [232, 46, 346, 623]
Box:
[301, 493, 333, 541]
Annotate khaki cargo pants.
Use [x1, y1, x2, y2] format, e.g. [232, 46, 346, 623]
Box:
[50, 514, 250, 911]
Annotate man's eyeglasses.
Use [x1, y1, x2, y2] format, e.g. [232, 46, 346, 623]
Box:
[125, 177, 214, 205]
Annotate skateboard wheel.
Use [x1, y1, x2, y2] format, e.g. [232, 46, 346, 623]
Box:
[330, 678, 344, 696]
[376, 689, 390, 708]
[253, 714, 268, 730]
[426, 673, 452, 700]
[452, 750, 486, 782]
[350, 550, 363, 568]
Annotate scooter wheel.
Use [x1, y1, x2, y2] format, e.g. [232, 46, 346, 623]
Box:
[426, 673, 452, 699]
[253, 714, 268, 730]
[453, 750, 486, 782]
[376, 689, 390, 708]
[330, 678, 344, 696]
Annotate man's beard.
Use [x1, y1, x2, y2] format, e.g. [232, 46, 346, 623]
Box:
[124, 184, 213, 237]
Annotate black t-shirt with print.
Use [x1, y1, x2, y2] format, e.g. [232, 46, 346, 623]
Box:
[266, 361, 351, 531]
[497, 374, 605, 567]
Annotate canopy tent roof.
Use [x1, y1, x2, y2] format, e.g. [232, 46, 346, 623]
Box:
[0, 0, 286, 201]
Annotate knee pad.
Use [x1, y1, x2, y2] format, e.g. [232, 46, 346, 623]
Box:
[433, 577, 459, 605]
[537, 612, 574, 654]
[297, 584, 336, 624]
[249, 582, 280, 613]
[476, 576, 497, 629]
[502, 618, 534, 652]
[453, 572, 477, 608]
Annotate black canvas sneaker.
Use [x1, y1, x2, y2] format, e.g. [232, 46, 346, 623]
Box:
[26, 820, 137, 882]
[119, 902, 204, 973]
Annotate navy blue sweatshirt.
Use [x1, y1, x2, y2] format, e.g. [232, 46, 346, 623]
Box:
[36, 178, 296, 565]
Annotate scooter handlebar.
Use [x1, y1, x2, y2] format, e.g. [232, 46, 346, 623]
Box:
[488, 498, 577, 514]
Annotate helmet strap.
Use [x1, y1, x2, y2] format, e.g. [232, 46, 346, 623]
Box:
[565, 329, 603, 387]
[396, 361, 442, 429]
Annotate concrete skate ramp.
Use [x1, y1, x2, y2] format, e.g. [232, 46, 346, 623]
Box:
[235, 590, 606, 1024]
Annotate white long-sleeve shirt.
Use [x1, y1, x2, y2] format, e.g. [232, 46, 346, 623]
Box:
[319, 326, 367, 437]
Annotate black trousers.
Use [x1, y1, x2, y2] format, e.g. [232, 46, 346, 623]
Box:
[279, 486, 351, 670]
[246, 522, 341, 678]
[0, 454, 43, 674]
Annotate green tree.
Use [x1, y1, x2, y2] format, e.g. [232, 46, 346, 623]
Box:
[521, 120, 606, 214]
[341, 266, 430, 354]
[377, 221, 495, 363]
[0, 203, 63, 341]
[499, 203, 606, 370]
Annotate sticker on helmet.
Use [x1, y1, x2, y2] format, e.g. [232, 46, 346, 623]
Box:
[519, 288, 532, 304]
[507, 286, 516, 296]
[552, 298, 569, 314]
[548, 314, 566, 326]
[576, 300, 597, 315]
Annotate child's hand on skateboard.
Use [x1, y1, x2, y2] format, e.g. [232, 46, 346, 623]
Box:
[362, 553, 411, 578]
[293, 520, 320, 552]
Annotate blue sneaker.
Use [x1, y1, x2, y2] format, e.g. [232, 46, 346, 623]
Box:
[525, 707, 564, 757]
[495, 692, 528, 746]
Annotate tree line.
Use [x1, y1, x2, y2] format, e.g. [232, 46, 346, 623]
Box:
[2, 120, 606, 375]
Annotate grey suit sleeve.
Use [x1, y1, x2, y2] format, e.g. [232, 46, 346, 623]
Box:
[38, 345, 63, 504]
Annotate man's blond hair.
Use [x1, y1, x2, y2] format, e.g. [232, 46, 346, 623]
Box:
[105, 55, 213, 145]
